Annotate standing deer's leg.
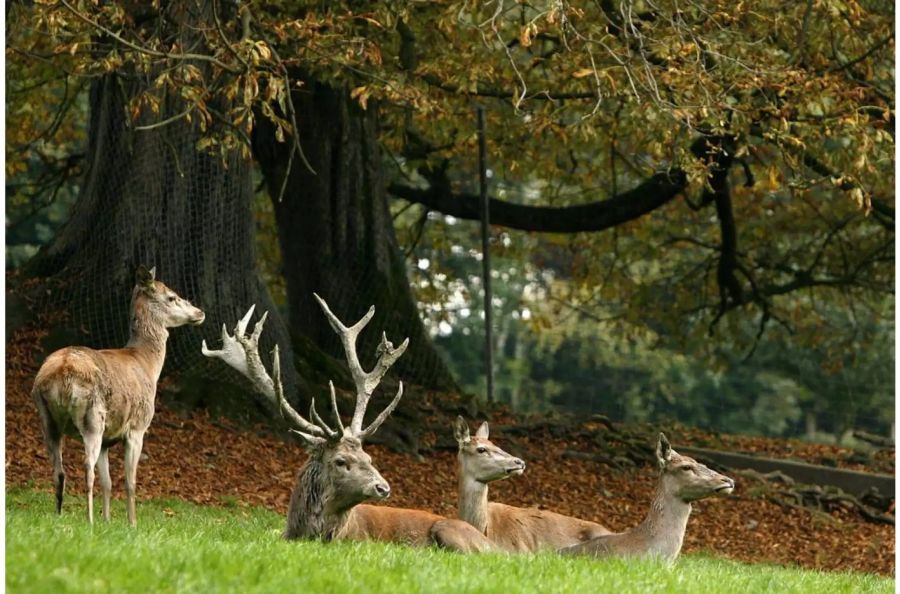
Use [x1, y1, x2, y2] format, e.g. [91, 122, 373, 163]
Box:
[82, 429, 103, 525]
[51, 437, 66, 515]
[34, 394, 66, 514]
[124, 431, 145, 528]
[96, 447, 112, 521]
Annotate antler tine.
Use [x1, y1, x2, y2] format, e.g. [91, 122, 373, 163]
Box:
[235, 304, 257, 336]
[289, 428, 327, 446]
[271, 345, 327, 438]
[249, 310, 269, 343]
[309, 397, 338, 438]
[311, 293, 409, 437]
[328, 381, 345, 433]
[312, 293, 373, 387]
[201, 305, 260, 386]
[359, 381, 404, 440]
[202, 307, 330, 442]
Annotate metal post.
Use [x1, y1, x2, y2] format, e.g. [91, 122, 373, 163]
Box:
[477, 107, 494, 404]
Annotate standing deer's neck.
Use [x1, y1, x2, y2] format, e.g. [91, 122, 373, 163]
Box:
[285, 457, 350, 541]
[458, 474, 490, 535]
[633, 478, 691, 560]
[125, 296, 169, 381]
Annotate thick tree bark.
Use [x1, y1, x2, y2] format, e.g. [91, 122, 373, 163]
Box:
[254, 79, 457, 391]
[23, 74, 304, 405]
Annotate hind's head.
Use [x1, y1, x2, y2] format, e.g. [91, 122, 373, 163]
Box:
[656, 433, 735, 502]
[454, 417, 526, 484]
[133, 265, 205, 328]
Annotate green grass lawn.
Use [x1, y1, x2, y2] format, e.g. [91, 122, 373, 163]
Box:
[6, 488, 892, 594]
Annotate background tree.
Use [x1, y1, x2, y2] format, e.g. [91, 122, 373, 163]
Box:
[7, 1, 893, 436]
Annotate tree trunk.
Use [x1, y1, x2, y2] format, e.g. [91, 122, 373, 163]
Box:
[23, 74, 305, 409]
[254, 79, 456, 391]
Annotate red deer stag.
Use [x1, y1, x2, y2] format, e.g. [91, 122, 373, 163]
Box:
[202, 296, 493, 552]
[454, 417, 611, 552]
[32, 266, 205, 526]
[561, 433, 735, 563]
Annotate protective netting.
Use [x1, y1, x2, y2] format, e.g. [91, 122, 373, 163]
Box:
[12, 76, 892, 443]
[18, 74, 455, 405]
[20, 75, 301, 401]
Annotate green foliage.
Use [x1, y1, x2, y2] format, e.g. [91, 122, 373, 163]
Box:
[401, 209, 892, 439]
[6, 0, 893, 431]
[7, 488, 891, 593]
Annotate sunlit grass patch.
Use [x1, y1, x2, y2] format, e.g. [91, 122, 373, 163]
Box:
[6, 488, 892, 594]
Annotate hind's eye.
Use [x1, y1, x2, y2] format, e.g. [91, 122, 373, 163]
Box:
[476, 447, 487, 454]
[680, 465, 693, 472]
[168, 296, 177, 302]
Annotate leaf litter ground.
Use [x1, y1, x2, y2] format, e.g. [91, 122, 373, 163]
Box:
[6, 322, 893, 576]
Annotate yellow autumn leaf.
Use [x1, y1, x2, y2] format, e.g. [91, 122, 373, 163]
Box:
[767, 166, 780, 190]
[572, 68, 595, 79]
[519, 25, 534, 48]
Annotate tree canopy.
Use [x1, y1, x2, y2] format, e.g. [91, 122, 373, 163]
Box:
[7, 1, 894, 425]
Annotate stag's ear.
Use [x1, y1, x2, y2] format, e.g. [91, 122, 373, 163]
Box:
[656, 432, 672, 468]
[475, 421, 490, 439]
[136, 265, 156, 289]
[454, 416, 470, 444]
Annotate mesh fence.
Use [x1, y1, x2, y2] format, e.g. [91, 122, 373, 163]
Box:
[9, 78, 893, 444]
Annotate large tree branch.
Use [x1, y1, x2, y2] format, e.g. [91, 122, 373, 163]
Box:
[388, 169, 687, 233]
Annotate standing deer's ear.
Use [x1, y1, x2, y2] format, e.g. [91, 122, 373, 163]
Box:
[454, 416, 470, 444]
[475, 421, 490, 439]
[656, 432, 672, 468]
[135, 265, 156, 289]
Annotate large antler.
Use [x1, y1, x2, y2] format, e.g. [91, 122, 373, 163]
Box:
[201, 305, 338, 445]
[201, 296, 408, 443]
[313, 293, 408, 439]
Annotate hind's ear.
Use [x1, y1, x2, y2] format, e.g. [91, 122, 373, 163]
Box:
[656, 432, 672, 468]
[136, 265, 155, 288]
[454, 416, 470, 444]
[475, 421, 490, 439]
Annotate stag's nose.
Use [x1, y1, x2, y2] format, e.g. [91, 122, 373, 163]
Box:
[374, 482, 391, 499]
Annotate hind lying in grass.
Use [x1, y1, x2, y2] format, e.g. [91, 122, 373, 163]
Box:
[561, 433, 735, 563]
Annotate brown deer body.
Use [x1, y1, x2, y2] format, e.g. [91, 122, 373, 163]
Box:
[32, 266, 205, 525]
[454, 418, 611, 552]
[561, 433, 735, 563]
[203, 298, 493, 553]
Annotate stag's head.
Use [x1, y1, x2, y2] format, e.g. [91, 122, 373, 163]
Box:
[656, 433, 735, 502]
[454, 417, 525, 484]
[313, 433, 391, 510]
[133, 265, 205, 327]
[202, 294, 408, 512]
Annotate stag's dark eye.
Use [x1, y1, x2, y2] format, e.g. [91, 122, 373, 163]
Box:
[334, 458, 346, 467]
[168, 296, 177, 302]
[476, 447, 487, 454]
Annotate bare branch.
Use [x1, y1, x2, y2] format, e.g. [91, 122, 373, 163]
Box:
[59, 0, 242, 74]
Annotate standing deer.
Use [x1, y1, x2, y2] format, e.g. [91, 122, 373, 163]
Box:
[454, 417, 611, 552]
[560, 433, 735, 563]
[202, 296, 493, 552]
[32, 266, 205, 526]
